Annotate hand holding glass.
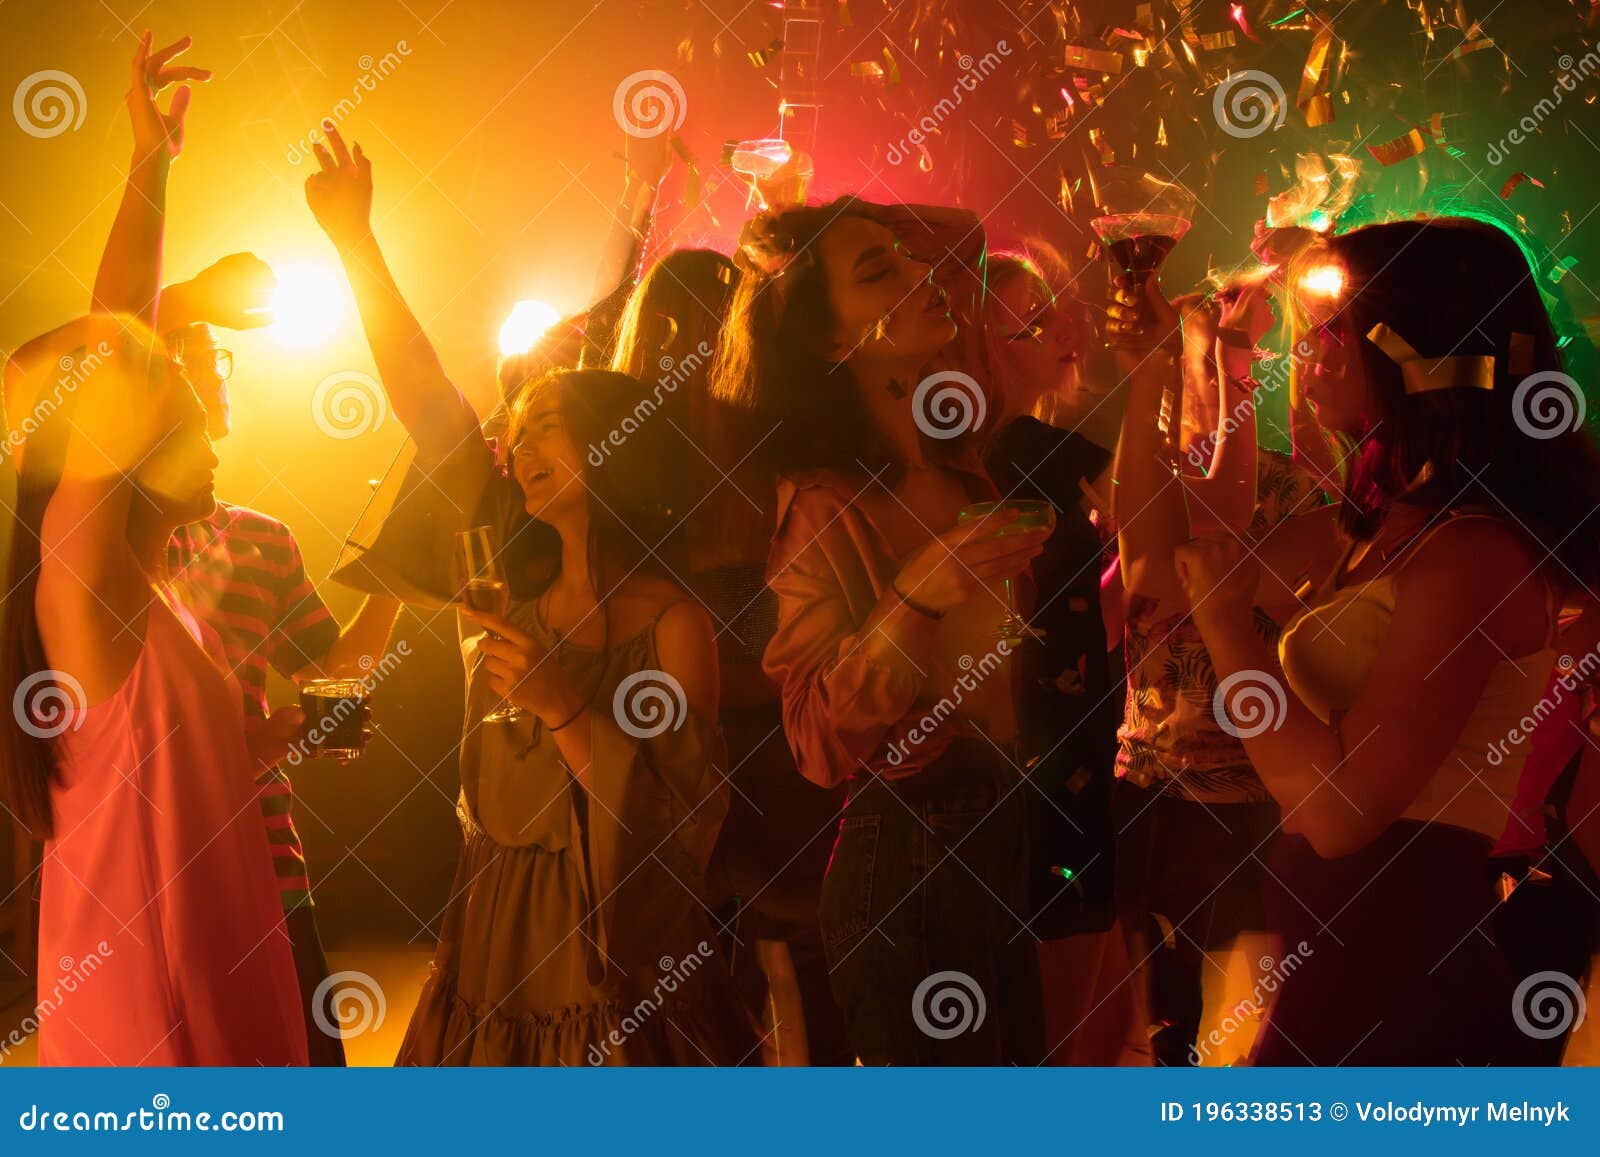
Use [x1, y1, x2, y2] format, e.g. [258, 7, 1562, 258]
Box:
[956, 500, 1057, 641]
[454, 526, 525, 724]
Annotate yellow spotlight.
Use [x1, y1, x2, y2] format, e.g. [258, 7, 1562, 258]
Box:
[271, 262, 347, 347]
[1298, 264, 1344, 298]
[498, 300, 561, 357]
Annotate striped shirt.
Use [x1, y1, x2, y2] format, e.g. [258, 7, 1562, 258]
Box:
[168, 503, 340, 911]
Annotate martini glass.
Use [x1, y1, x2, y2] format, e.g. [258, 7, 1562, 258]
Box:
[1090, 169, 1195, 469]
[1089, 167, 1196, 348]
[957, 500, 1058, 641]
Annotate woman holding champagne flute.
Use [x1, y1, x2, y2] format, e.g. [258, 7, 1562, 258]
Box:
[714, 200, 1050, 1064]
[303, 125, 749, 1064]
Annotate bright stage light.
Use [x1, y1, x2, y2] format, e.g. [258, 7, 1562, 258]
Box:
[271, 263, 347, 347]
[1298, 264, 1345, 298]
[498, 300, 561, 357]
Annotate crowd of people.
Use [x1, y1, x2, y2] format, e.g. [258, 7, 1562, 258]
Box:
[4, 33, 1600, 1068]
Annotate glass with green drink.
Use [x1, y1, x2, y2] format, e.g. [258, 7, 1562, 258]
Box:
[956, 499, 1057, 641]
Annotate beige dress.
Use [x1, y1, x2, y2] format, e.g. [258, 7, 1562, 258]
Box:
[397, 599, 752, 1066]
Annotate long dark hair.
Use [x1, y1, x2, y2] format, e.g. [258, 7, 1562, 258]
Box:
[712, 197, 964, 482]
[1296, 217, 1600, 590]
[608, 247, 771, 572]
[506, 368, 689, 597]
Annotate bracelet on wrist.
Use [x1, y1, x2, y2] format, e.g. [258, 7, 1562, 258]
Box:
[892, 582, 944, 621]
[546, 701, 587, 733]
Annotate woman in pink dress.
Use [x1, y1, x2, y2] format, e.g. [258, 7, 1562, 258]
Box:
[1, 319, 308, 1067]
[0, 32, 306, 1067]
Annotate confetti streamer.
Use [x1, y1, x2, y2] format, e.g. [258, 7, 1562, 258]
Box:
[1499, 172, 1545, 199]
[1297, 18, 1336, 127]
[1064, 44, 1125, 74]
[1366, 128, 1426, 166]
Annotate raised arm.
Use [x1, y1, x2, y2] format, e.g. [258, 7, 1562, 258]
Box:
[91, 33, 210, 324]
[304, 124, 480, 461]
[1175, 520, 1549, 858]
[36, 330, 184, 703]
[1107, 279, 1189, 604]
[1187, 282, 1274, 532]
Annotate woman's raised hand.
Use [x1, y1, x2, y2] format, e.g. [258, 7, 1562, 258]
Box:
[305, 123, 374, 249]
[127, 31, 211, 163]
[1105, 273, 1182, 351]
[893, 510, 1050, 615]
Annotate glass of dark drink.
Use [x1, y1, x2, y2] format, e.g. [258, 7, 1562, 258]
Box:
[454, 525, 526, 724]
[1090, 167, 1195, 469]
[299, 678, 369, 760]
[1089, 166, 1195, 345]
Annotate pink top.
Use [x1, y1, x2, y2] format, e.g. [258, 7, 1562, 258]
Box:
[38, 597, 307, 1066]
[763, 464, 1005, 788]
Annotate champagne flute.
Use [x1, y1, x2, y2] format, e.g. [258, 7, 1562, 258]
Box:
[454, 525, 526, 724]
[957, 500, 1058, 641]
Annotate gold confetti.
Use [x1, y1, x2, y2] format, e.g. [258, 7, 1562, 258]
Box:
[1366, 128, 1426, 166]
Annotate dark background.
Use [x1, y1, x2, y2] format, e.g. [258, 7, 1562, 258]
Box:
[5, 0, 1600, 952]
